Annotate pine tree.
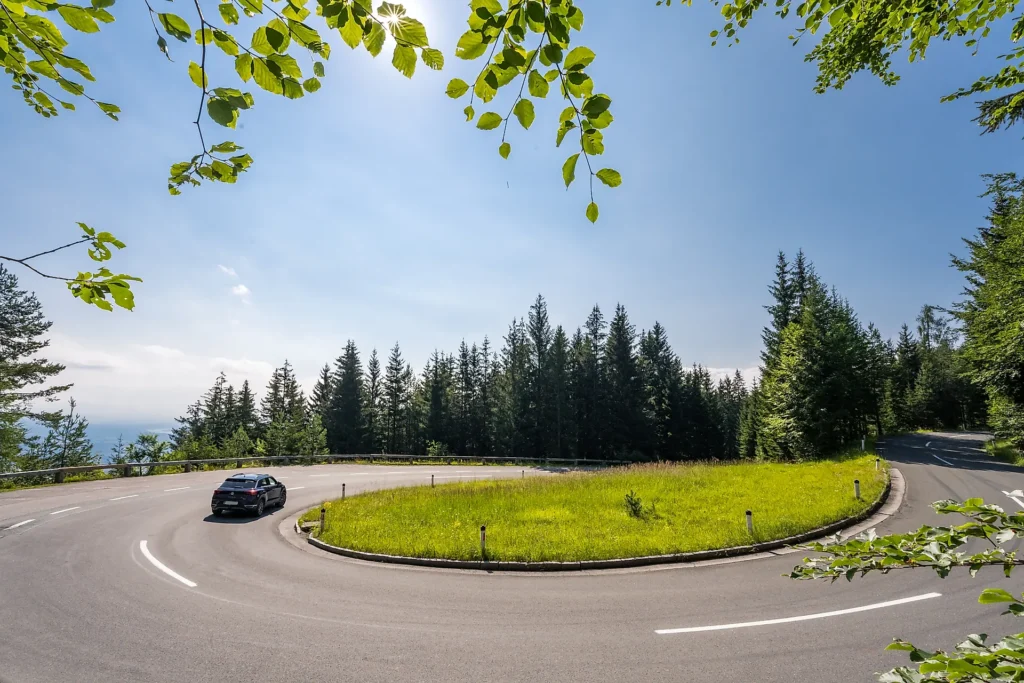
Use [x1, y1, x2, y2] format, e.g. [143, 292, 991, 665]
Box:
[45, 398, 97, 473]
[109, 434, 127, 465]
[383, 343, 409, 453]
[203, 372, 230, 445]
[171, 400, 204, 448]
[308, 363, 333, 426]
[328, 341, 364, 453]
[639, 322, 679, 460]
[363, 349, 384, 453]
[604, 304, 645, 459]
[550, 326, 572, 458]
[496, 319, 532, 459]
[279, 360, 306, 423]
[761, 251, 795, 368]
[260, 367, 285, 425]
[737, 380, 760, 459]
[527, 295, 555, 458]
[235, 380, 258, 437]
[0, 265, 69, 457]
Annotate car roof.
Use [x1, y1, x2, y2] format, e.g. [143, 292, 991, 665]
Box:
[224, 473, 266, 480]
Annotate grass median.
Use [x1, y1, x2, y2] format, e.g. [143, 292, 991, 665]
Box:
[302, 455, 888, 563]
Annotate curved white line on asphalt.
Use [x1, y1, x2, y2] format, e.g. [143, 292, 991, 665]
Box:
[139, 541, 196, 588]
[655, 593, 942, 634]
[1003, 490, 1024, 509]
[926, 441, 932, 447]
[6, 519, 35, 529]
[50, 507, 80, 515]
[931, 453, 956, 467]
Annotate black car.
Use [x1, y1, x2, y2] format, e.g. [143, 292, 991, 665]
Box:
[211, 473, 286, 516]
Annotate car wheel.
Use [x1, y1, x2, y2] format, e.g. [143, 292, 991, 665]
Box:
[278, 493, 287, 508]
[255, 497, 265, 517]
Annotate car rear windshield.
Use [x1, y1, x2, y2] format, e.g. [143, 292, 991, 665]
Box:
[220, 479, 254, 488]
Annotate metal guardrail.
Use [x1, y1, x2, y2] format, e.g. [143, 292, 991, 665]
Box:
[0, 453, 633, 482]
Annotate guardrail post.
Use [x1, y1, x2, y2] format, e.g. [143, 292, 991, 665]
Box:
[480, 525, 486, 560]
[745, 510, 753, 535]
[854, 479, 861, 499]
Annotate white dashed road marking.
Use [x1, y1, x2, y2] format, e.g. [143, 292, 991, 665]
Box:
[6, 519, 35, 530]
[655, 593, 942, 634]
[1003, 490, 1024, 509]
[289, 486, 306, 490]
[926, 441, 932, 448]
[139, 540, 196, 588]
[164, 486, 190, 492]
[309, 475, 332, 478]
[110, 494, 139, 501]
[50, 507, 80, 515]
[931, 453, 956, 467]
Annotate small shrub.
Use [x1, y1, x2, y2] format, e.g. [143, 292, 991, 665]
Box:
[624, 490, 645, 518]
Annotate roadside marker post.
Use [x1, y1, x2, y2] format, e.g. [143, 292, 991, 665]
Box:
[480, 525, 486, 559]
[861, 436, 866, 451]
[432, 474, 435, 488]
[319, 507, 325, 537]
[521, 470, 524, 479]
[875, 458, 880, 471]
[745, 510, 753, 535]
[342, 483, 346, 500]
[854, 479, 861, 499]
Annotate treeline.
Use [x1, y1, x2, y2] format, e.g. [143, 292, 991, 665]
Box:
[743, 253, 987, 460]
[172, 296, 750, 463]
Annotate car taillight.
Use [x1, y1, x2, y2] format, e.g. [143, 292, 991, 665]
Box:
[246, 489, 257, 495]
[214, 489, 225, 494]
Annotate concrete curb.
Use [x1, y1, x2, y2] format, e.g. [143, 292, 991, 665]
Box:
[301, 468, 902, 572]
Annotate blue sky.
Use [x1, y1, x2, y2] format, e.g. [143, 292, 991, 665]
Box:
[3, 2, 1018, 443]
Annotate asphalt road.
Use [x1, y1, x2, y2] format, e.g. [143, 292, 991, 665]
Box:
[1, 433, 1021, 683]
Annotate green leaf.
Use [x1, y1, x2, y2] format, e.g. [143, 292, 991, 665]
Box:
[238, 0, 263, 14]
[219, 2, 240, 24]
[158, 13, 191, 41]
[596, 168, 621, 187]
[541, 44, 562, 64]
[235, 54, 254, 82]
[391, 16, 429, 48]
[499, 142, 510, 159]
[392, 45, 417, 78]
[474, 67, 498, 102]
[207, 98, 238, 128]
[188, 61, 208, 89]
[212, 29, 239, 56]
[464, 105, 475, 122]
[421, 48, 444, 70]
[282, 78, 304, 99]
[210, 141, 242, 153]
[77, 222, 96, 237]
[252, 59, 284, 94]
[195, 27, 213, 45]
[565, 46, 595, 71]
[586, 202, 598, 223]
[28, 60, 60, 80]
[314, 61, 326, 78]
[528, 70, 549, 98]
[363, 22, 387, 56]
[456, 30, 488, 60]
[582, 94, 611, 118]
[587, 109, 614, 129]
[302, 77, 321, 93]
[339, 9, 365, 49]
[268, 53, 302, 79]
[287, 20, 321, 47]
[555, 120, 576, 147]
[583, 129, 604, 155]
[566, 71, 593, 98]
[96, 102, 119, 119]
[446, 78, 470, 98]
[979, 588, 1018, 604]
[513, 98, 535, 129]
[58, 6, 99, 33]
[562, 153, 579, 187]
[476, 112, 502, 130]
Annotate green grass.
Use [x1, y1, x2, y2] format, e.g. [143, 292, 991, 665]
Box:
[302, 455, 888, 563]
[986, 439, 1024, 466]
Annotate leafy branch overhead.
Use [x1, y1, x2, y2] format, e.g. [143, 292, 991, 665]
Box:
[444, 0, 621, 223]
[1, 0, 619, 223]
[791, 497, 1024, 681]
[0, 222, 140, 312]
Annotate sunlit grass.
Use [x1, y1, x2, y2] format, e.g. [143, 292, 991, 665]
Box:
[986, 439, 1024, 466]
[303, 456, 888, 562]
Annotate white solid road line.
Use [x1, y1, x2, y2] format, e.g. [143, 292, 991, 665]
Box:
[289, 486, 306, 490]
[139, 540, 197, 588]
[6, 519, 35, 530]
[49, 507, 80, 515]
[1003, 490, 1024, 509]
[164, 486, 190, 492]
[655, 593, 942, 634]
[110, 494, 139, 501]
[931, 453, 956, 467]
[309, 474, 332, 478]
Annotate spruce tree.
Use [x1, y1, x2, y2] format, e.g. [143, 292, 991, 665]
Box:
[329, 341, 365, 453]
[639, 322, 679, 461]
[45, 398, 97, 471]
[550, 326, 572, 459]
[363, 349, 384, 453]
[235, 380, 258, 437]
[527, 295, 555, 458]
[761, 251, 795, 368]
[604, 304, 645, 459]
[383, 343, 408, 453]
[202, 372, 230, 445]
[308, 363, 333, 426]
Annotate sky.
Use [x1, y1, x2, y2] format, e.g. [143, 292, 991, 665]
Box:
[3, 2, 1019, 447]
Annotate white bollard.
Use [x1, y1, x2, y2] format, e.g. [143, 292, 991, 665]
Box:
[854, 479, 861, 499]
[861, 436, 866, 451]
[480, 525, 486, 559]
[745, 510, 753, 535]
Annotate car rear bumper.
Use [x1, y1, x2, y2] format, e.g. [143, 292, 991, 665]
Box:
[211, 498, 258, 511]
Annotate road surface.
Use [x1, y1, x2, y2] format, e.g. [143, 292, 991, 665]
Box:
[0, 432, 1020, 682]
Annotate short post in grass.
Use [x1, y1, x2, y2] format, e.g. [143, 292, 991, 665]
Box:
[875, 457, 880, 471]
[480, 525, 486, 560]
[342, 483, 346, 500]
[854, 479, 861, 500]
[861, 436, 866, 451]
[319, 507, 326, 537]
[745, 510, 753, 535]
[521, 470, 524, 479]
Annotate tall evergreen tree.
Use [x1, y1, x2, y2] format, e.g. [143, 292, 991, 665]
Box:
[604, 304, 646, 459]
[308, 363, 333, 427]
[235, 380, 258, 436]
[383, 343, 410, 453]
[762, 251, 795, 368]
[639, 322, 679, 461]
[44, 398, 97, 471]
[527, 295, 555, 458]
[328, 341, 365, 453]
[363, 349, 384, 453]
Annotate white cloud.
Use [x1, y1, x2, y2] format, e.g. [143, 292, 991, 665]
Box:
[702, 366, 761, 388]
[218, 264, 237, 277]
[38, 334, 275, 423]
[231, 284, 251, 297]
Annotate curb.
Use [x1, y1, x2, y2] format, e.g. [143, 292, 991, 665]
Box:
[301, 468, 902, 572]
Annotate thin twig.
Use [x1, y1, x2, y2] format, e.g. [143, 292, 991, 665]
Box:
[0, 256, 74, 282]
[18, 237, 92, 263]
[502, 32, 547, 143]
[193, 0, 210, 163]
